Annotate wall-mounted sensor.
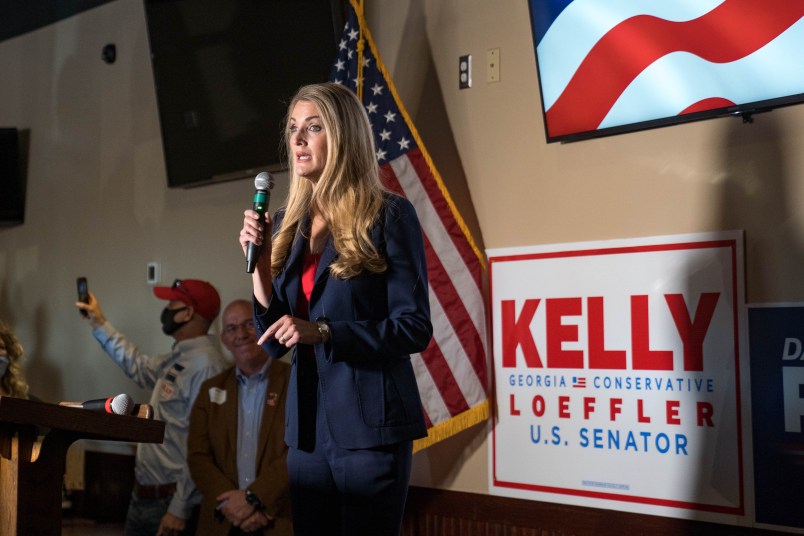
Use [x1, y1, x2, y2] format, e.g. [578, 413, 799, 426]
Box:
[102, 44, 116, 64]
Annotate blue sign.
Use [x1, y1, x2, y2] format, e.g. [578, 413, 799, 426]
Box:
[749, 305, 804, 529]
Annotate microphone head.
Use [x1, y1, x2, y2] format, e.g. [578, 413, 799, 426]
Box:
[254, 172, 274, 191]
[110, 393, 134, 415]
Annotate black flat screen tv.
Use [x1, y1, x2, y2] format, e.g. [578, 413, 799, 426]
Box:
[144, 0, 344, 188]
[0, 127, 24, 225]
[528, 1, 804, 143]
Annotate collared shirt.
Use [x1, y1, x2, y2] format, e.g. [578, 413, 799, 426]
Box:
[235, 360, 270, 489]
[93, 322, 226, 519]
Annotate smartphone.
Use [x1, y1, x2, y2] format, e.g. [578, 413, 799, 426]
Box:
[77, 277, 89, 316]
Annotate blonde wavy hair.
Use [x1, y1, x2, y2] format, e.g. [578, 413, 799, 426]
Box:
[271, 83, 388, 280]
[0, 320, 30, 399]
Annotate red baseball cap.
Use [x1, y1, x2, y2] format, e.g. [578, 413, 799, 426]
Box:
[153, 279, 221, 321]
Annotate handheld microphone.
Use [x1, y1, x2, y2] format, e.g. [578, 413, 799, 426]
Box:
[64, 394, 135, 415]
[246, 171, 274, 273]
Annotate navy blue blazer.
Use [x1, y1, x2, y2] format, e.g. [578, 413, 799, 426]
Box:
[255, 193, 432, 450]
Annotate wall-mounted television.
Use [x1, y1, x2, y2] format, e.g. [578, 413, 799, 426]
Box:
[0, 127, 25, 225]
[528, 1, 804, 143]
[144, 0, 344, 188]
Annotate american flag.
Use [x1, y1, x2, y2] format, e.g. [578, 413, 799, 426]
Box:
[532, 0, 804, 139]
[330, 0, 489, 451]
[572, 377, 586, 389]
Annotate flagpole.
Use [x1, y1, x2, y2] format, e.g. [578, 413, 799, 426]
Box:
[356, 0, 365, 100]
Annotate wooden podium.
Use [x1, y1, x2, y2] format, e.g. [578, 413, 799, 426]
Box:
[0, 396, 165, 535]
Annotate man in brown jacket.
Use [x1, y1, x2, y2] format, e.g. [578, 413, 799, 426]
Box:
[188, 299, 292, 535]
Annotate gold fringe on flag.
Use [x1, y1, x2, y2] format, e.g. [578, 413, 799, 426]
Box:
[413, 400, 490, 453]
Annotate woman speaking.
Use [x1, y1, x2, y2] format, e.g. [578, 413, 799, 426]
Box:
[239, 82, 432, 536]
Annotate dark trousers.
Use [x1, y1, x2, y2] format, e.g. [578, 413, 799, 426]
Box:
[124, 492, 199, 536]
[287, 391, 413, 536]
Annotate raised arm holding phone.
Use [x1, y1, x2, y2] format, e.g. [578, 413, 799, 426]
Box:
[76, 278, 226, 536]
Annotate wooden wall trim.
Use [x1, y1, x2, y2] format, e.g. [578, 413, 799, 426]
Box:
[402, 487, 786, 536]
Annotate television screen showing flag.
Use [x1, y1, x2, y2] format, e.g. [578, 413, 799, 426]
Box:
[529, 0, 804, 142]
[330, 0, 489, 451]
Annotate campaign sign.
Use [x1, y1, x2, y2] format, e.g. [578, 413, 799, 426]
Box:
[748, 304, 804, 530]
[488, 232, 750, 523]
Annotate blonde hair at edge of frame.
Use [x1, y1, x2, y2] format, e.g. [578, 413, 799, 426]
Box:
[0, 320, 30, 399]
[272, 83, 387, 280]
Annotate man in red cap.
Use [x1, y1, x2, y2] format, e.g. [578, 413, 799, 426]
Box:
[77, 278, 227, 536]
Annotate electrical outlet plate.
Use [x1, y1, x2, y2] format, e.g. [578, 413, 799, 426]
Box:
[459, 54, 472, 89]
[487, 48, 500, 83]
[147, 262, 160, 285]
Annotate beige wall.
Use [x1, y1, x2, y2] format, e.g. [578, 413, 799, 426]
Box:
[2, 0, 804, 497]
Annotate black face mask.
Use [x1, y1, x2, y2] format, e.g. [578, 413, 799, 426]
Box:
[161, 306, 190, 335]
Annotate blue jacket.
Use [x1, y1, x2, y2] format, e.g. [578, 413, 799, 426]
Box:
[255, 193, 432, 449]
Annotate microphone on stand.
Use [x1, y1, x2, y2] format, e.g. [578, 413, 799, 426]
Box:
[246, 172, 275, 273]
[61, 394, 136, 415]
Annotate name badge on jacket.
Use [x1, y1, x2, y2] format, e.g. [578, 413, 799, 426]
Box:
[209, 387, 227, 405]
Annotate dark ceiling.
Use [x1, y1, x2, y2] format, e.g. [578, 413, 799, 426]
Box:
[0, 0, 114, 43]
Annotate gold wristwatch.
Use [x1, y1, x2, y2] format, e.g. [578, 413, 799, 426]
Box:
[316, 319, 331, 343]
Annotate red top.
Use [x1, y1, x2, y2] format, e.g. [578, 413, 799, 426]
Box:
[297, 249, 321, 320]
